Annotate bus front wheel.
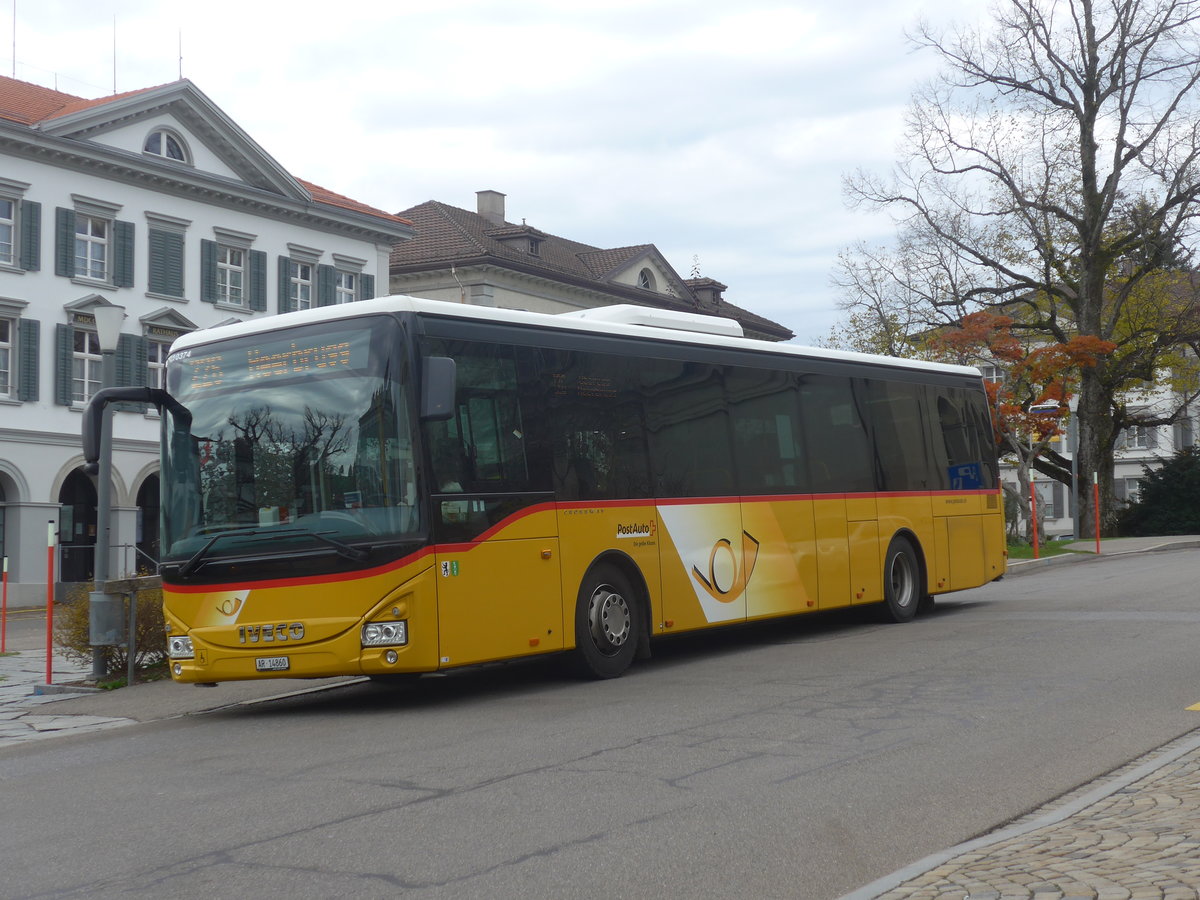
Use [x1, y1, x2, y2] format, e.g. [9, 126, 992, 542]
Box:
[882, 538, 921, 623]
[572, 563, 640, 679]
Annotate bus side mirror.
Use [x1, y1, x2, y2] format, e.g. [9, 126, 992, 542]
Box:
[420, 356, 456, 421]
[82, 387, 191, 474]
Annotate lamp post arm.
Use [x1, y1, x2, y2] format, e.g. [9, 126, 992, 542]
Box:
[82, 388, 191, 474]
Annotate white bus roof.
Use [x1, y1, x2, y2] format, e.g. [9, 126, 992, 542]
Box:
[169, 295, 984, 378]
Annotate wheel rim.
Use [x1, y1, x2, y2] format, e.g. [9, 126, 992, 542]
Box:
[588, 583, 632, 654]
[888, 551, 916, 609]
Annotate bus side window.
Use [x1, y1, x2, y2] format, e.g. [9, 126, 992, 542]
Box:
[644, 362, 735, 498]
[727, 369, 807, 494]
[424, 341, 532, 494]
[866, 379, 932, 492]
[936, 390, 985, 490]
[798, 374, 874, 494]
[964, 388, 999, 488]
[546, 350, 650, 501]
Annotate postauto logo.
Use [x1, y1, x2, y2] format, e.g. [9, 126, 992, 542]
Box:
[616, 520, 656, 539]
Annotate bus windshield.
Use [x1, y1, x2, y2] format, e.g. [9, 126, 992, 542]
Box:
[160, 316, 420, 565]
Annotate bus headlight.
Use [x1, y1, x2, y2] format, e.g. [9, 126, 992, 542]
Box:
[362, 621, 408, 647]
[168, 635, 195, 659]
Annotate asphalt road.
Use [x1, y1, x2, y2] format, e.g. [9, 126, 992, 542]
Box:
[3, 550, 1199, 899]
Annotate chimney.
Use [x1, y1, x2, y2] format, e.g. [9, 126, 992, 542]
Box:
[685, 277, 728, 310]
[477, 190, 506, 226]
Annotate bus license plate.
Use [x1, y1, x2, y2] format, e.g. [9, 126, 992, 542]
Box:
[255, 656, 289, 672]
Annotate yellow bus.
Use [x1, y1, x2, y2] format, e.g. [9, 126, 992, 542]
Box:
[86, 296, 1006, 683]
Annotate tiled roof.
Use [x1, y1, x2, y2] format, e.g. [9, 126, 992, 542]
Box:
[297, 179, 412, 226]
[0, 75, 82, 124]
[0, 75, 408, 229]
[391, 199, 793, 340]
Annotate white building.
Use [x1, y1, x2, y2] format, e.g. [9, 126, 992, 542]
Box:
[1002, 395, 1196, 538]
[0, 75, 412, 606]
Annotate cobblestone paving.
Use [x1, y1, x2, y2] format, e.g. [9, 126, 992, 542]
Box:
[869, 733, 1200, 900]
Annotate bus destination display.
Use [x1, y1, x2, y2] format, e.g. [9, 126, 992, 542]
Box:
[171, 328, 371, 393]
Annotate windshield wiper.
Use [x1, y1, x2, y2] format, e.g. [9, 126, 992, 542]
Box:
[175, 526, 369, 577]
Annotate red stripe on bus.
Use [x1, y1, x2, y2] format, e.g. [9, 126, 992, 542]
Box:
[165, 489, 1000, 593]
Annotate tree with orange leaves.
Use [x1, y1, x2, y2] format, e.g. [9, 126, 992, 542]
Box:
[928, 312, 1116, 541]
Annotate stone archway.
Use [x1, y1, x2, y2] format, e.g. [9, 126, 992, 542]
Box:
[58, 469, 97, 583]
[136, 473, 160, 570]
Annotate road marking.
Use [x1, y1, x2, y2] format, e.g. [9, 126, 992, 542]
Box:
[1188, 702, 1200, 711]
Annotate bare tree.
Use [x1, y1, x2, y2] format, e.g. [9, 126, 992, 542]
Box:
[845, 0, 1200, 537]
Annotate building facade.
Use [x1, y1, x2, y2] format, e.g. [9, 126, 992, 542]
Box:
[0, 75, 412, 605]
[389, 190, 793, 342]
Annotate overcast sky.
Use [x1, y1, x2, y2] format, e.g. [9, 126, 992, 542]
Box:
[5, 0, 990, 344]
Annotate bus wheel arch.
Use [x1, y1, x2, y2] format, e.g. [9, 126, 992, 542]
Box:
[570, 553, 649, 679]
[882, 532, 925, 623]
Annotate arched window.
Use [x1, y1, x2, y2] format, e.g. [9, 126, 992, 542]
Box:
[638, 268, 657, 292]
[143, 128, 189, 163]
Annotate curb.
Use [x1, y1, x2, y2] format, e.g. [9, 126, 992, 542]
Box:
[839, 725, 1200, 900]
[1005, 538, 1200, 577]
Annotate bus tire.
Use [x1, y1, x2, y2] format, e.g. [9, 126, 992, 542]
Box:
[572, 563, 640, 679]
[882, 537, 921, 623]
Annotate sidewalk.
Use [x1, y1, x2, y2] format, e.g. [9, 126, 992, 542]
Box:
[0, 645, 354, 747]
[1006, 533, 1200, 575]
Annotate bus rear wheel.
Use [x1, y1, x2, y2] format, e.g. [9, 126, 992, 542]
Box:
[882, 537, 921, 623]
[572, 563, 640, 679]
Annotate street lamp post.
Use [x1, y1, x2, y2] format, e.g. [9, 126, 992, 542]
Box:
[89, 303, 126, 681]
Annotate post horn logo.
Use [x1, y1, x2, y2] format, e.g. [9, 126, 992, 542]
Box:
[691, 531, 760, 603]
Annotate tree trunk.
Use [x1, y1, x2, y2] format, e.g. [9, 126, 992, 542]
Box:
[1075, 366, 1118, 538]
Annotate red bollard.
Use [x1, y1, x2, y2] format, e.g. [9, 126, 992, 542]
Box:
[1030, 482, 1040, 559]
[2, 556, 8, 654]
[45, 522, 55, 685]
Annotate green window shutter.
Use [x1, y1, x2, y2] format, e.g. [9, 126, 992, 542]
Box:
[360, 273, 375, 301]
[317, 264, 336, 306]
[114, 334, 149, 411]
[115, 333, 139, 387]
[200, 239, 217, 302]
[19, 200, 40, 271]
[55, 207, 75, 277]
[248, 249, 267, 311]
[55, 323, 74, 406]
[113, 220, 135, 287]
[277, 255, 292, 313]
[148, 229, 185, 297]
[17, 318, 39, 401]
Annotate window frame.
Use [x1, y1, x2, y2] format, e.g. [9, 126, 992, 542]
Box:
[0, 196, 14, 268]
[289, 260, 314, 310]
[0, 316, 11, 398]
[335, 269, 358, 305]
[74, 213, 110, 282]
[143, 128, 190, 164]
[216, 244, 246, 307]
[71, 328, 103, 405]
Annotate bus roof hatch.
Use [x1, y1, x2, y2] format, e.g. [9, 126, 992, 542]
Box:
[558, 304, 744, 338]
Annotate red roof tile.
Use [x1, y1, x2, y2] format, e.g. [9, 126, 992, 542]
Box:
[297, 179, 412, 226]
[0, 75, 81, 124]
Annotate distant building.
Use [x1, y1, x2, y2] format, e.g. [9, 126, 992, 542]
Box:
[0, 74, 412, 605]
[389, 190, 793, 342]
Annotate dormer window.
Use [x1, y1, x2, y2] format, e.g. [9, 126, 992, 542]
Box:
[638, 268, 657, 292]
[143, 129, 189, 163]
[528, 238, 542, 257]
